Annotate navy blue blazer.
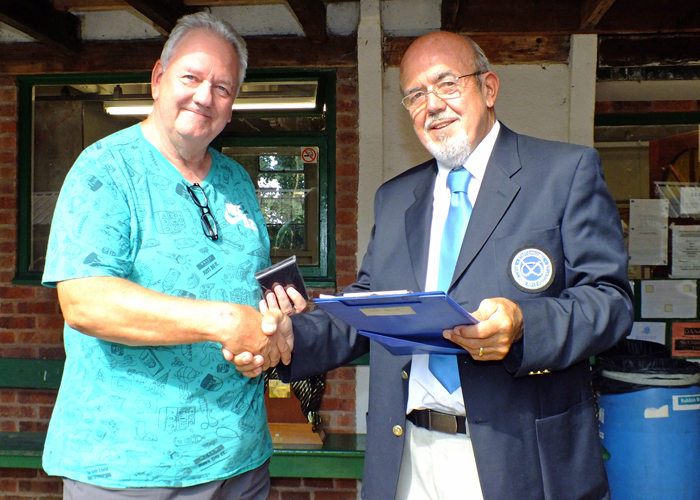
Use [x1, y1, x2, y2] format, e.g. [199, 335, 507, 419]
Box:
[280, 124, 634, 500]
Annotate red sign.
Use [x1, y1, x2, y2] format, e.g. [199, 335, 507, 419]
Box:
[672, 322, 700, 357]
[301, 147, 317, 163]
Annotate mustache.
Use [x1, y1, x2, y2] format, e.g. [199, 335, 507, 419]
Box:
[424, 111, 461, 133]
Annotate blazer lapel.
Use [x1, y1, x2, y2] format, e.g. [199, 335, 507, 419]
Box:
[451, 126, 522, 287]
[406, 162, 438, 292]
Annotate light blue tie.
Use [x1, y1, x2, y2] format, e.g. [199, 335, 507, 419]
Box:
[429, 167, 472, 393]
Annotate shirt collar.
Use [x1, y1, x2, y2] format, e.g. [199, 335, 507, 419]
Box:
[436, 120, 501, 182]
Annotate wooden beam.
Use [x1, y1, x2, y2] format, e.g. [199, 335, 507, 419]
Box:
[54, 0, 359, 5]
[52, 0, 357, 9]
[384, 34, 570, 67]
[246, 35, 356, 67]
[122, 0, 199, 34]
[0, 35, 357, 74]
[285, 0, 327, 44]
[51, 0, 301, 8]
[0, 40, 164, 74]
[453, 0, 579, 34]
[594, 0, 700, 34]
[441, 0, 461, 31]
[443, 0, 700, 34]
[0, 0, 81, 54]
[599, 34, 700, 67]
[51, 0, 129, 10]
[579, 0, 616, 30]
[186, 0, 285, 5]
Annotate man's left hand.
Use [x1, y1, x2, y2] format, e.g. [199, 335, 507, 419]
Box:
[443, 297, 523, 360]
[260, 284, 308, 315]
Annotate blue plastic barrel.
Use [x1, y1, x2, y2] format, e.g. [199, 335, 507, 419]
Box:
[598, 385, 700, 500]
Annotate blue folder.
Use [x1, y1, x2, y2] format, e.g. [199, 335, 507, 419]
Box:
[313, 291, 478, 355]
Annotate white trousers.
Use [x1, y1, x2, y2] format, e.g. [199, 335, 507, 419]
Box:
[395, 420, 484, 500]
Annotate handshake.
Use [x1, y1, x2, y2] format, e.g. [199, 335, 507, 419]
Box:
[221, 284, 308, 377]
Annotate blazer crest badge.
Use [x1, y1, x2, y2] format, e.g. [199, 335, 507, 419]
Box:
[509, 247, 554, 292]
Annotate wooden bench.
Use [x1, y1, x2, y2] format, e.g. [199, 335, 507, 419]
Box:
[0, 357, 366, 479]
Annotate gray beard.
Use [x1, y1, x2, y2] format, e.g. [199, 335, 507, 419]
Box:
[425, 128, 472, 169]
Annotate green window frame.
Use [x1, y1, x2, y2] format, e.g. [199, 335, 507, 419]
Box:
[14, 69, 336, 287]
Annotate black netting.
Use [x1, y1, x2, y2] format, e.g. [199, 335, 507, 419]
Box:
[594, 340, 700, 394]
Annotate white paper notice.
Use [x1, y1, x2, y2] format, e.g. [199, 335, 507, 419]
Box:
[629, 199, 669, 266]
[680, 187, 700, 215]
[641, 279, 697, 318]
[671, 225, 700, 278]
[628, 322, 667, 345]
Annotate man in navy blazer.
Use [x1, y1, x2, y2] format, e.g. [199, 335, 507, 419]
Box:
[235, 31, 633, 500]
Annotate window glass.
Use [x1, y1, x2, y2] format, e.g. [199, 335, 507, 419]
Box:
[30, 83, 144, 273]
[221, 146, 320, 266]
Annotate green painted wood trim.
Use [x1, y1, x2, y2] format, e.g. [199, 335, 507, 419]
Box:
[0, 358, 64, 389]
[348, 353, 369, 365]
[0, 432, 366, 478]
[0, 432, 45, 469]
[269, 455, 363, 479]
[0, 455, 43, 468]
[270, 433, 365, 479]
[0, 353, 367, 386]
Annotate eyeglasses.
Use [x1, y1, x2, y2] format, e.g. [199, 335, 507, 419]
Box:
[187, 183, 219, 241]
[401, 71, 485, 111]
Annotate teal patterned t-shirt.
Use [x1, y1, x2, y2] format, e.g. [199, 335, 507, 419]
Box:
[41, 124, 273, 488]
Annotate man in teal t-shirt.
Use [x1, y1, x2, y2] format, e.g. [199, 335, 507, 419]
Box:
[42, 12, 301, 500]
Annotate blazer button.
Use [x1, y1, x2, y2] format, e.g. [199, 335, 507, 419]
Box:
[400, 370, 409, 380]
[392, 425, 403, 437]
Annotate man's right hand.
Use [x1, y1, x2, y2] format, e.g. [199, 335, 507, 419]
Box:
[223, 308, 294, 377]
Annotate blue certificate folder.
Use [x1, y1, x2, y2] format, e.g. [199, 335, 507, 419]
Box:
[313, 291, 478, 355]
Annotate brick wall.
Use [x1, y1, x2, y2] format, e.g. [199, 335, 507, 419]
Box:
[270, 478, 358, 500]
[0, 76, 17, 289]
[0, 66, 361, 499]
[334, 67, 359, 291]
[0, 468, 61, 500]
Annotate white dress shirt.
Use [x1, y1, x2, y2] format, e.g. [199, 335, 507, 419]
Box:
[406, 121, 501, 415]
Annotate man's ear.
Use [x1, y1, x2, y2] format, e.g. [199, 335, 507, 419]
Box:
[481, 71, 499, 109]
[151, 60, 165, 101]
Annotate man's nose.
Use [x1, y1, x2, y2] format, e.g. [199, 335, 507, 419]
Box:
[193, 83, 214, 106]
[425, 90, 447, 113]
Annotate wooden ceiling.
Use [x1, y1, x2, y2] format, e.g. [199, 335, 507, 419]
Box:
[0, 1, 698, 74]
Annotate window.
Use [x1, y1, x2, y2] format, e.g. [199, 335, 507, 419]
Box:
[221, 144, 325, 269]
[15, 70, 336, 287]
[594, 109, 700, 281]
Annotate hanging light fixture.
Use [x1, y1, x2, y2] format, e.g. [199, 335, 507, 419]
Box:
[103, 81, 319, 115]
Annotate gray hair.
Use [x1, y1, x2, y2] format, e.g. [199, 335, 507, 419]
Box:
[160, 12, 248, 96]
[464, 36, 490, 87]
